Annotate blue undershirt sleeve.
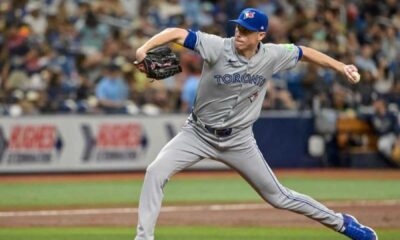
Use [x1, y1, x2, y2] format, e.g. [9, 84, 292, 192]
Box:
[183, 30, 197, 50]
[297, 46, 303, 61]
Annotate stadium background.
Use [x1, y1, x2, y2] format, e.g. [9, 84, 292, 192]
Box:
[0, 0, 400, 239]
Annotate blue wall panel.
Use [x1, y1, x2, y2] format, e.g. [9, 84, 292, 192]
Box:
[253, 115, 320, 168]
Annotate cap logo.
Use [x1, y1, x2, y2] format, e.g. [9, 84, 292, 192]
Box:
[244, 11, 255, 19]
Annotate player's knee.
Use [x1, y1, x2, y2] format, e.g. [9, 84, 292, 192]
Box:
[145, 164, 162, 178]
[145, 163, 155, 174]
[261, 184, 294, 209]
[146, 156, 164, 171]
[145, 163, 169, 184]
[267, 197, 286, 209]
[264, 190, 290, 209]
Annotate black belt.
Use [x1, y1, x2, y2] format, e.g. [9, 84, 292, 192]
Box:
[191, 112, 232, 137]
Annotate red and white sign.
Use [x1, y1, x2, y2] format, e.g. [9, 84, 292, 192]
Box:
[9, 125, 56, 151]
[96, 123, 142, 149]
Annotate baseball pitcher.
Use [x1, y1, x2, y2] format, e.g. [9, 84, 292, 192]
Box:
[134, 8, 377, 240]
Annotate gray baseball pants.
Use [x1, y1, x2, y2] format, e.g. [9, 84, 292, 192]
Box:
[135, 124, 344, 240]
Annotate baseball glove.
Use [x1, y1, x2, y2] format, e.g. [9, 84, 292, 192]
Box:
[135, 46, 182, 80]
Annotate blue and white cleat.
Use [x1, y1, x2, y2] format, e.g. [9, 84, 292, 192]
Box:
[341, 214, 378, 240]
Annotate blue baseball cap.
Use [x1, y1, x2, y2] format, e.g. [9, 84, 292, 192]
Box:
[230, 8, 269, 32]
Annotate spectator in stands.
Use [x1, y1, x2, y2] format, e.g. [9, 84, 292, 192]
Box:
[95, 64, 129, 114]
[23, 1, 47, 37]
[369, 97, 400, 161]
[42, 68, 70, 113]
[75, 73, 94, 113]
[263, 81, 297, 110]
[78, 10, 109, 56]
[355, 44, 379, 80]
[301, 63, 332, 109]
[0, 0, 399, 116]
[354, 69, 376, 106]
[180, 63, 200, 113]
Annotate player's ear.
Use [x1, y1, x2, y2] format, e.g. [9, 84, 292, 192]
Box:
[258, 32, 266, 41]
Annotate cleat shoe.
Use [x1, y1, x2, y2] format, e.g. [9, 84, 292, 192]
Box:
[341, 214, 378, 240]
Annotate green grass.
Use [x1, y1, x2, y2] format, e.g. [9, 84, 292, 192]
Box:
[0, 175, 399, 239]
[0, 227, 399, 240]
[0, 177, 399, 209]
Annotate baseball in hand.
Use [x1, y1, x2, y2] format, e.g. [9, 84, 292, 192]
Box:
[351, 71, 360, 83]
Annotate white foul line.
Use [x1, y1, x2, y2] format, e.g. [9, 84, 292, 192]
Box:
[0, 200, 399, 218]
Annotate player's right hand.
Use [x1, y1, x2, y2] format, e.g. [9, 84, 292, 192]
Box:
[342, 64, 359, 84]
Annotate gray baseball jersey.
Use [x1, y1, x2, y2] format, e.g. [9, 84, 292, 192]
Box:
[135, 31, 344, 240]
[191, 31, 300, 129]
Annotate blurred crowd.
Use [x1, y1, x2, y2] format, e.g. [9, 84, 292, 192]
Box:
[0, 0, 400, 117]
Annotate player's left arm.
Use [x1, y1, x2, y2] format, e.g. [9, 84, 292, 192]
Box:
[299, 46, 359, 84]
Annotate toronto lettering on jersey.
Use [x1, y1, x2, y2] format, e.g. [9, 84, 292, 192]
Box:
[214, 73, 266, 86]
